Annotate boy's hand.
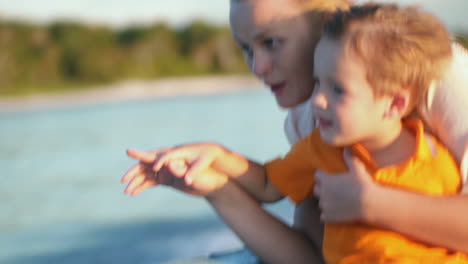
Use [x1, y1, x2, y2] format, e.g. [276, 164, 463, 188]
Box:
[121, 148, 171, 196]
[122, 148, 229, 197]
[151, 143, 225, 185]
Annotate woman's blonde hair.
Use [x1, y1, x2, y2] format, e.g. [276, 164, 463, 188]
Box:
[230, 0, 352, 12]
[323, 3, 452, 111]
[230, 0, 355, 59]
[295, 0, 353, 12]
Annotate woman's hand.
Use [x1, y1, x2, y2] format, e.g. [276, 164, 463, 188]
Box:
[314, 149, 379, 222]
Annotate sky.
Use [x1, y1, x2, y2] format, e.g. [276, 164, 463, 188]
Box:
[0, 0, 466, 31]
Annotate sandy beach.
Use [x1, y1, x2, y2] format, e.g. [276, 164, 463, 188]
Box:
[0, 74, 263, 113]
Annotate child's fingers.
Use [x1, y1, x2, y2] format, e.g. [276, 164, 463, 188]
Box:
[121, 163, 144, 183]
[124, 174, 147, 194]
[185, 157, 212, 185]
[130, 181, 158, 196]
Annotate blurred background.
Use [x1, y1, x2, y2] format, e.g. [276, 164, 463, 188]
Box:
[0, 0, 466, 96]
[0, 1, 467, 264]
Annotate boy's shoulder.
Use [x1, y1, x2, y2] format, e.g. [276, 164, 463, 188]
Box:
[410, 128, 462, 194]
[290, 128, 346, 171]
[406, 119, 460, 182]
[403, 119, 454, 161]
[421, 131, 458, 165]
[295, 128, 341, 154]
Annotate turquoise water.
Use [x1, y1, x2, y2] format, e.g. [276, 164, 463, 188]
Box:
[0, 90, 294, 264]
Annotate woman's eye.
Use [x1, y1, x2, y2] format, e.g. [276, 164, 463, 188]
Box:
[241, 44, 253, 58]
[313, 78, 320, 88]
[264, 38, 279, 50]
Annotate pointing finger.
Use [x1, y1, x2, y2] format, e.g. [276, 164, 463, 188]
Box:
[130, 180, 158, 196]
[127, 149, 156, 163]
[125, 173, 147, 194]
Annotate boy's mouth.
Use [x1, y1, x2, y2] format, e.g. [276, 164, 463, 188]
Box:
[317, 117, 333, 129]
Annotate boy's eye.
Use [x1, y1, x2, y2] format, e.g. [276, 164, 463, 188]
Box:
[333, 84, 344, 95]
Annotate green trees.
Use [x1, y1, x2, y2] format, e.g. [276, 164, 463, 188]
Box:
[0, 19, 247, 95]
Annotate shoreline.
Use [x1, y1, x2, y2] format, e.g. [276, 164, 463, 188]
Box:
[0, 75, 263, 113]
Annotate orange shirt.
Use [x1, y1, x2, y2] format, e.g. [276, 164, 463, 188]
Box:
[266, 119, 467, 264]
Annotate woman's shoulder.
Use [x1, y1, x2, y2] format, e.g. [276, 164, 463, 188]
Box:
[436, 42, 468, 89]
[447, 42, 468, 72]
[452, 42, 468, 58]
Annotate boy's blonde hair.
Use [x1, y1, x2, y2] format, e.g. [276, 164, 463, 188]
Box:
[323, 3, 452, 111]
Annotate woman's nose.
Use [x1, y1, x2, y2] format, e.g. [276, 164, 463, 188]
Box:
[251, 50, 273, 77]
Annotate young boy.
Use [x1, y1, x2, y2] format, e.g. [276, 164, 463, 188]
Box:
[260, 4, 466, 263]
[124, 3, 467, 263]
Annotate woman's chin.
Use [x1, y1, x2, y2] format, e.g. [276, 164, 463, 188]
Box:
[275, 97, 298, 109]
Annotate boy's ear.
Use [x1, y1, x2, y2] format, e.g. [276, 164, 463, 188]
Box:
[383, 90, 410, 119]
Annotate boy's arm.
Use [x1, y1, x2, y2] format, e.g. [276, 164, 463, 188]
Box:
[151, 143, 284, 202]
[293, 198, 325, 254]
[212, 147, 284, 202]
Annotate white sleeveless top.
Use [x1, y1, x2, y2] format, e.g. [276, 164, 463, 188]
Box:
[284, 43, 468, 189]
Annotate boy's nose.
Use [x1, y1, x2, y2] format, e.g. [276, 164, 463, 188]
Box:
[252, 51, 273, 77]
[311, 90, 328, 110]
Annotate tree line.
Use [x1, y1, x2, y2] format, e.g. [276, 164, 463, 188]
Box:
[0, 19, 248, 95]
[0, 18, 466, 96]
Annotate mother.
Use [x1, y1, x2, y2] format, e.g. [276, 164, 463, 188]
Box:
[122, 0, 468, 263]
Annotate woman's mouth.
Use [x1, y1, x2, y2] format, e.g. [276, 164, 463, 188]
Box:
[269, 82, 286, 96]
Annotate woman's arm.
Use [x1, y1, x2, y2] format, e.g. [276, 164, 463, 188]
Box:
[293, 198, 325, 263]
[314, 151, 468, 253]
[122, 148, 326, 263]
[362, 184, 468, 252]
[208, 180, 324, 264]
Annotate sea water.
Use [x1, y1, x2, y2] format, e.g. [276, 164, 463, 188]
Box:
[0, 89, 294, 264]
